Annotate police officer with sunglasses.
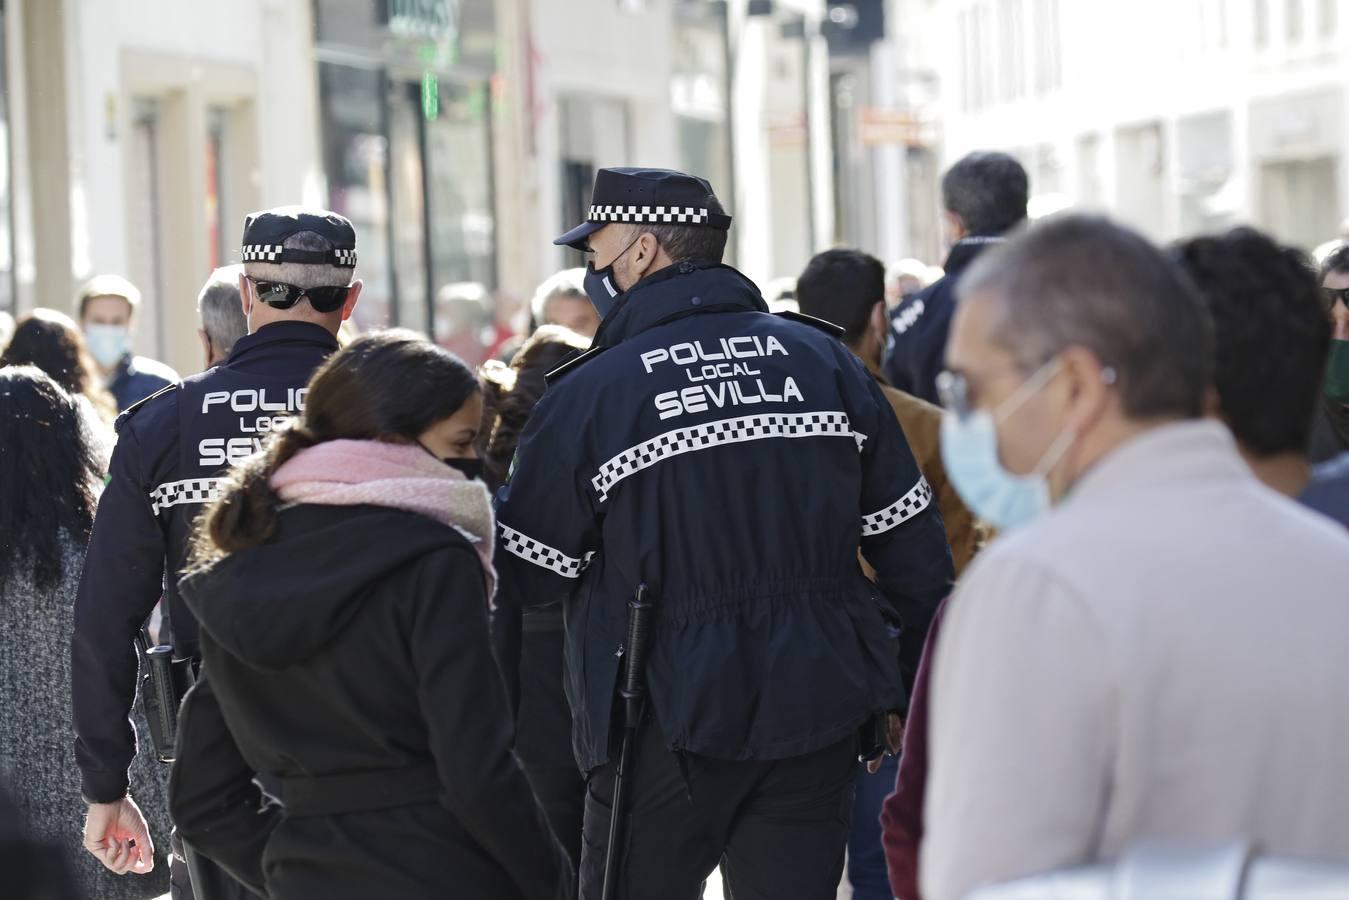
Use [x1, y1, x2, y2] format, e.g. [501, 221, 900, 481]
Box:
[72, 207, 360, 899]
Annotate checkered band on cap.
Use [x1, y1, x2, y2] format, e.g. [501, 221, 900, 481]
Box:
[150, 478, 223, 516]
[590, 411, 860, 502]
[241, 245, 357, 266]
[861, 477, 933, 536]
[241, 244, 284, 263]
[588, 205, 711, 225]
[499, 524, 595, 579]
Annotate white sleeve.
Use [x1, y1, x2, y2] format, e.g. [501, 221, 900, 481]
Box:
[920, 550, 1117, 900]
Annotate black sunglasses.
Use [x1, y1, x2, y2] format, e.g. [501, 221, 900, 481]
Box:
[1323, 286, 1349, 313]
[249, 278, 350, 313]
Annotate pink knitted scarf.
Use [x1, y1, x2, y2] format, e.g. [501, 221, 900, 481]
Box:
[270, 439, 496, 601]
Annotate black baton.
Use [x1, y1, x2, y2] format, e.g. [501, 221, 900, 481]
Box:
[601, 583, 655, 900]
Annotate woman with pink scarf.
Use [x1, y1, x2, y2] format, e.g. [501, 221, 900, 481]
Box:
[168, 330, 572, 900]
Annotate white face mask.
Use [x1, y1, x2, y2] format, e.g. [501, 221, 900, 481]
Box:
[84, 324, 130, 368]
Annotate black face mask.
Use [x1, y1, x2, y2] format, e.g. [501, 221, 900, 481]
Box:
[584, 234, 643, 320]
[419, 443, 484, 481]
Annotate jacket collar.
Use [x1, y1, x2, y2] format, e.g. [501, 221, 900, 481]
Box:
[1067, 420, 1251, 508]
[592, 260, 769, 349]
[943, 233, 1009, 276]
[226, 320, 339, 366]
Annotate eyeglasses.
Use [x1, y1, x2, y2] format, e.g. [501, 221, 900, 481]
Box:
[248, 278, 350, 313]
[1322, 286, 1349, 313]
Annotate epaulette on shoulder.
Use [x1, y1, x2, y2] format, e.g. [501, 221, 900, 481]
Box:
[775, 310, 846, 339]
[114, 382, 180, 434]
[545, 346, 606, 385]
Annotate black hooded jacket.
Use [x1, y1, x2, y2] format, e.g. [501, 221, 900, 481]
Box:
[169, 503, 570, 900]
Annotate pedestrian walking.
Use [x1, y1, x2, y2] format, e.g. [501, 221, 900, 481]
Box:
[0, 365, 172, 899]
[170, 330, 571, 900]
[76, 274, 179, 411]
[918, 215, 1349, 900]
[885, 152, 1028, 404]
[496, 167, 954, 900]
[72, 207, 360, 899]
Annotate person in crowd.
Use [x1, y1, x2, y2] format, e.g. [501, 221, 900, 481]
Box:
[1173, 229, 1344, 521]
[197, 264, 249, 370]
[530, 268, 599, 338]
[480, 324, 592, 871]
[794, 247, 975, 900]
[73, 207, 359, 899]
[1311, 244, 1349, 461]
[169, 330, 570, 900]
[798, 249, 979, 573]
[1, 309, 117, 465]
[0, 365, 172, 899]
[886, 259, 938, 308]
[917, 215, 1349, 900]
[886, 152, 1029, 404]
[77, 275, 179, 411]
[1303, 452, 1349, 527]
[435, 281, 492, 367]
[496, 167, 953, 900]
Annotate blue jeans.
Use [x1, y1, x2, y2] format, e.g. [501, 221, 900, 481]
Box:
[847, 754, 899, 900]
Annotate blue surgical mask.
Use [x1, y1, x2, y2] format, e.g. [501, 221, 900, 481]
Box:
[939, 358, 1074, 531]
[84, 324, 130, 369]
[584, 234, 642, 320]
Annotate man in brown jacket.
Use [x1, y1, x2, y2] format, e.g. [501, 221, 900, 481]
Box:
[796, 248, 979, 900]
[798, 249, 979, 574]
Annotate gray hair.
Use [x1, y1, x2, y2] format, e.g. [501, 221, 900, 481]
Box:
[530, 268, 586, 324]
[243, 230, 354, 291]
[959, 214, 1213, 420]
[198, 265, 248, 357]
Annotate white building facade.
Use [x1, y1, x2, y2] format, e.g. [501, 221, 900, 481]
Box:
[929, 0, 1349, 252]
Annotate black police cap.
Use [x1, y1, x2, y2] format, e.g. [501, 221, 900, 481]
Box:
[241, 206, 357, 268]
[554, 168, 732, 251]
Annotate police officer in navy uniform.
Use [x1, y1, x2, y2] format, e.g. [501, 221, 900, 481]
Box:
[495, 168, 954, 899]
[72, 207, 361, 898]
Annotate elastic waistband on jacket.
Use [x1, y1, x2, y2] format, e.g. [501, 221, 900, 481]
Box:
[277, 765, 439, 818]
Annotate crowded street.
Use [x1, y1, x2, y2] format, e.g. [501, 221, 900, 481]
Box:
[3, 2, 1349, 900]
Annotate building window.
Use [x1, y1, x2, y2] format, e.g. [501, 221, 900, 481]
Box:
[1287, 0, 1305, 40]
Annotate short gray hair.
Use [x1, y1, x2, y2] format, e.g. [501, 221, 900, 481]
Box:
[198, 265, 248, 356]
[530, 268, 586, 324]
[243, 230, 354, 291]
[959, 214, 1213, 420]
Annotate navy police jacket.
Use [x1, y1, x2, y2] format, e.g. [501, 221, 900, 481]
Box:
[72, 321, 337, 802]
[495, 261, 955, 774]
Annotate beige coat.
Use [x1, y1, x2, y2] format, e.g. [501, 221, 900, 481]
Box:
[922, 421, 1349, 900]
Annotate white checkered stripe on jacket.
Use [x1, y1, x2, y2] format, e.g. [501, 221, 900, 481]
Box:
[588, 205, 710, 224]
[150, 478, 224, 516]
[590, 411, 857, 502]
[861, 477, 933, 536]
[499, 524, 595, 579]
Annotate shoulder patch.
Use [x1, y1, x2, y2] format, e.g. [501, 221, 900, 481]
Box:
[114, 382, 180, 434]
[545, 346, 606, 385]
[774, 310, 846, 339]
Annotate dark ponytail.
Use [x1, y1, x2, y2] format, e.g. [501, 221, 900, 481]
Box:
[191, 329, 480, 568]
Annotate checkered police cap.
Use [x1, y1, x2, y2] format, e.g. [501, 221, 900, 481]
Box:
[241, 206, 358, 268]
[554, 168, 732, 250]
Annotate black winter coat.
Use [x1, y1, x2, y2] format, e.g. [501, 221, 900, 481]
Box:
[496, 261, 955, 775]
[884, 236, 1005, 404]
[169, 503, 571, 900]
